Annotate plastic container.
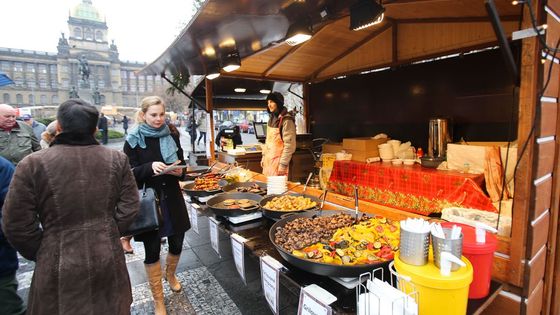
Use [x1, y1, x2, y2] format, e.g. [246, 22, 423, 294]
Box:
[395, 250, 473, 315]
[442, 222, 497, 299]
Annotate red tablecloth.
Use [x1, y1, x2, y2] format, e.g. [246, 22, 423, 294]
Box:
[328, 160, 497, 215]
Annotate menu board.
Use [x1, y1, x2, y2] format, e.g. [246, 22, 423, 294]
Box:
[230, 233, 247, 283]
[260, 256, 283, 314]
[208, 217, 220, 256]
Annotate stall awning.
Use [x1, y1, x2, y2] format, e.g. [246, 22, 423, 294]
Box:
[141, 0, 520, 83]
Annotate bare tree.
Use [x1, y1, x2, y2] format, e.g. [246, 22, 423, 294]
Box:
[152, 84, 190, 114]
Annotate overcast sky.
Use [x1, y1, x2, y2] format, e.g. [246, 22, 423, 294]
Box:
[1, 0, 196, 63]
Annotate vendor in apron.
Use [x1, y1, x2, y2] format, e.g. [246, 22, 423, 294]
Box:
[261, 92, 296, 176]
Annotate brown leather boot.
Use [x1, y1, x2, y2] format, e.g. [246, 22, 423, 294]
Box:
[145, 262, 167, 315]
[165, 253, 182, 292]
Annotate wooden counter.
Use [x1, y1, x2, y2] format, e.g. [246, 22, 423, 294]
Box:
[218, 149, 315, 183]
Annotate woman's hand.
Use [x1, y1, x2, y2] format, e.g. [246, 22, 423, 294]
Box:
[168, 168, 184, 177]
[151, 161, 167, 174]
[277, 165, 288, 176]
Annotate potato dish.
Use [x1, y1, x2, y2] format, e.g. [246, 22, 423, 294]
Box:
[264, 195, 317, 211]
[291, 216, 400, 265]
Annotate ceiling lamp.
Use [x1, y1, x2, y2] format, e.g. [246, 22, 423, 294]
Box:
[205, 59, 221, 80]
[234, 88, 246, 93]
[285, 20, 312, 46]
[350, 0, 385, 31]
[221, 50, 241, 72]
[260, 89, 271, 94]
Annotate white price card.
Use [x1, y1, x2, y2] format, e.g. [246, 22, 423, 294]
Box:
[189, 204, 199, 234]
[208, 217, 220, 256]
[230, 233, 247, 283]
[260, 255, 283, 315]
[297, 285, 334, 315]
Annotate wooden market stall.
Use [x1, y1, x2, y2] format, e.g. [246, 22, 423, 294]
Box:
[140, 0, 560, 314]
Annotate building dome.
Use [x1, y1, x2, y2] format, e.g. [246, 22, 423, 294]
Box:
[71, 0, 104, 22]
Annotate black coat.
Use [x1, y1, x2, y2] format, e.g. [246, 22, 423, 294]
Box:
[98, 116, 108, 130]
[123, 133, 190, 241]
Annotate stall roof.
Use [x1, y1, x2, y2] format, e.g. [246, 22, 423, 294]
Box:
[141, 0, 521, 83]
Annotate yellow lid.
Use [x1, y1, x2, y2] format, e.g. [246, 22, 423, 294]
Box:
[394, 250, 473, 290]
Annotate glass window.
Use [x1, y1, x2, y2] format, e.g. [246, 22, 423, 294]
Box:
[14, 62, 23, 72]
[1, 61, 10, 71]
[62, 79, 69, 88]
[50, 78, 58, 88]
[95, 30, 103, 42]
[61, 65, 68, 73]
[52, 95, 59, 104]
[100, 95, 105, 105]
[121, 70, 127, 78]
[138, 77, 145, 92]
[50, 64, 57, 73]
[26, 63, 35, 73]
[29, 94, 35, 105]
[40, 95, 47, 105]
[14, 77, 23, 86]
[38, 64, 47, 73]
[84, 28, 93, 40]
[98, 80, 105, 88]
[39, 78, 47, 88]
[123, 97, 129, 106]
[3, 93, 9, 103]
[74, 27, 82, 38]
[27, 79, 36, 88]
[16, 94, 23, 105]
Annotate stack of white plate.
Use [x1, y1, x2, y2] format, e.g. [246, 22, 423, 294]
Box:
[378, 143, 395, 161]
[267, 176, 287, 195]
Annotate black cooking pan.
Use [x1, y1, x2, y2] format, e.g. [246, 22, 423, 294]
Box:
[206, 192, 263, 217]
[182, 181, 222, 198]
[259, 193, 321, 220]
[269, 210, 392, 277]
[222, 181, 267, 195]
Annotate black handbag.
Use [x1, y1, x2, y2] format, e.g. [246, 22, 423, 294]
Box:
[122, 185, 160, 236]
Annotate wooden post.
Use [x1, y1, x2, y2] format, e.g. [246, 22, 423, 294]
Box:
[303, 82, 310, 133]
[206, 78, 216, 163]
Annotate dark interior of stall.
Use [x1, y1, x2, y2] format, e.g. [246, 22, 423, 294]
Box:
[308, 48, 520, 151]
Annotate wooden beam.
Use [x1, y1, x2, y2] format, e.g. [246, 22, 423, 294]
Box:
[397, 15, 520, 24]
[205, 78, 216, 163]
[309, 21, 393, 80]
[312, 40, 501, 83]
[263, 45, 300, 77]
[221, 71, 305, 83]
[392, 22, 398, 64]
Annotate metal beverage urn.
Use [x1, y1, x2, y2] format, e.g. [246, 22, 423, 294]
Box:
[428, 118, 451, 158]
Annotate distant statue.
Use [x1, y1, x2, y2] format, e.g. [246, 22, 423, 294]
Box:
[78, 55, 90, 82]
[69, 86, 79, 99]
[92, 86, 101, 105]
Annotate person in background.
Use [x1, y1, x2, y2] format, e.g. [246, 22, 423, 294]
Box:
[196, 113, 207, 147]
[122, 115, 130, 135]
[2, 99, 140, 315]
[0, 156, 26, 315]
[215, 125, 242, 151]
[261, 92, 296, 176]
[0, 104, 41, 165]
[98, 113, 109, 145]
[40, 120, 58, 149]
[21, 114, 46, 141]
[124, 96, 191, 315]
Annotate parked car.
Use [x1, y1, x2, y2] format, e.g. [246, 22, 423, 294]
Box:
[238, 120, 250, 133]
[218, 120, 235, 131]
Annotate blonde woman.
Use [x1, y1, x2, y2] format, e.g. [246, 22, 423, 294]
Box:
[40, 120, 58, 149]
[123, 96, 190, 315]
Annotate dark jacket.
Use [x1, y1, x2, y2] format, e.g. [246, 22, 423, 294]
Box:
[2, 133, 140, 315]
[98, 115, 108, 130]
[123, 131, 191, 241]
[0, 156, 17, 277]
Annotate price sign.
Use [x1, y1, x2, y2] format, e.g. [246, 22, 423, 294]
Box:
[208, 217, 220, 256]
[297, 287, 333, 315]
[230, 234, 247, 283]
[189, 203, 199, 234]
[260, 256, 283, 315]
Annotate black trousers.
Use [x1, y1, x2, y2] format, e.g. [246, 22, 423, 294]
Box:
[142, 232, 185, 264]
